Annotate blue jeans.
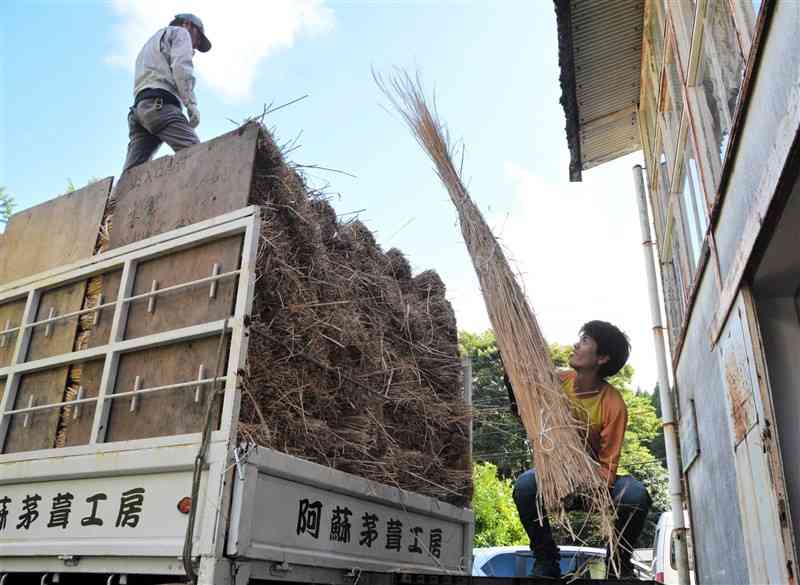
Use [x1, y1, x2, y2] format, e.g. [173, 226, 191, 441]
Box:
[513, 469, 652, 566]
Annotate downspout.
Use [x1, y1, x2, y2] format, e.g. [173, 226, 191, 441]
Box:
[632, 165, 691, 585]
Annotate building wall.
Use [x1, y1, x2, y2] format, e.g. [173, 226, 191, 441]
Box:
[674, 266, 747, 584]
[638, 0, 799, 582]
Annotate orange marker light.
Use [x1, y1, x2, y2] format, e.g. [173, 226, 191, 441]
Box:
[177, 496, 192, 514]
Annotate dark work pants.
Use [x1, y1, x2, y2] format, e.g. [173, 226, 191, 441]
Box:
[512, 469, 652, 568]
[122, 98, 199, 173]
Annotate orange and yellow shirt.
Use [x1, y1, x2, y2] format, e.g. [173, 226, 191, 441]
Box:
[559, 370, 628, 485]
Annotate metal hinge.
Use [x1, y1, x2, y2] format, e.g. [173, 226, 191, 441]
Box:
[270, 561, 292, 576]
[232, 441, 256, 481]
[779, 498, 789, 528]
[58, 555, 79, 567]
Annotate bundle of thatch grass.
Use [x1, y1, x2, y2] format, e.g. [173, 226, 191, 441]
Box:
[235, 124, 472, 506]
[376, 70, 618, 551]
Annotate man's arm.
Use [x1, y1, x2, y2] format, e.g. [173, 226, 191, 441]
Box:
[598, 390, 628, 486]
[503, 372, 520, 417]
[167, 27, 199, 111]
[505, 369, 570, 418]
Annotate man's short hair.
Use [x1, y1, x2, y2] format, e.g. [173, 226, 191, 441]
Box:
[580, 320, 630, 379]
[169, 16, 186, 27]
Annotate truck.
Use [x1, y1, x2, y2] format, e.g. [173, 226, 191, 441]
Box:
[0, 125, 474, 584]
[0, 125, 649, 585]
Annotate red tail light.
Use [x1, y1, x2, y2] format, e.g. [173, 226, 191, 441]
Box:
[655, 571, 665, 583]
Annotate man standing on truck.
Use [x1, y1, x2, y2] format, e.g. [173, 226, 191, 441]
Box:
[121, 13, 212, 172]
[507, 320, 652, 579]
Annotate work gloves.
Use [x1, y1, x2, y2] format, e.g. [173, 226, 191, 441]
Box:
[187, 104, 201, 128]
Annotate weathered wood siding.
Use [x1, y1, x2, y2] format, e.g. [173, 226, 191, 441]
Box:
[675, 267, 748, 584]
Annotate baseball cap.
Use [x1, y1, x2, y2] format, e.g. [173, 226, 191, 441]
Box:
[175, 13, 211, 52]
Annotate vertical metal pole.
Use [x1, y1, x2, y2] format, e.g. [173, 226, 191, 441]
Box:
[462, 355, 473, 464]
[0, 289, 41, 452]
[633, 165, 691, 585]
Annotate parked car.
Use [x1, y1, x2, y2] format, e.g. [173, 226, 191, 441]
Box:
[652, 511, 696, 584]
[632, 548, 655, 580]
[472, 545, 607, 578]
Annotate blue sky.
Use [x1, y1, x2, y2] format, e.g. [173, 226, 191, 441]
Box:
[0, 1, 657, 390]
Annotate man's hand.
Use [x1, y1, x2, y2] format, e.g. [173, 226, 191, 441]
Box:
[187, 104, 200, 128]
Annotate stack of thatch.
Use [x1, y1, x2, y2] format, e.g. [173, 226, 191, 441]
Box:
[238, 128, 471, 507]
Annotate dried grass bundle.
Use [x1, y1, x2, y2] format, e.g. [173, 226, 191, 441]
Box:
[376, 69, 618, 551]
[235, 125, 472, 506]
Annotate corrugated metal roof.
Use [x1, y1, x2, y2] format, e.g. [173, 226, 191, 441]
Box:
[554, 0, 644, 181]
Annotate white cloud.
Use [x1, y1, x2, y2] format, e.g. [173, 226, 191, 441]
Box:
[107, 0, 334, 102]
[449, 156, 660, 392]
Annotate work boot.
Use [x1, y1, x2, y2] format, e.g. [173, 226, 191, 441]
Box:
[606, 553, 634, 580]
[531, 550, 561, 578]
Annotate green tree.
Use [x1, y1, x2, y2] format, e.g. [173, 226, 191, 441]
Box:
[460, 330, 530, 477]
[472, 462, 528, 547]
[0, 186, 15, 224]
[66, 177, 100, 193]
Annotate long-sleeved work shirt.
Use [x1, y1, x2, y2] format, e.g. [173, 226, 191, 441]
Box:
[506, 369, 628, 486]
[133, 26, 198, 109]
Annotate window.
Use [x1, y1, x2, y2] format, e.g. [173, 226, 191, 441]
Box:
[730, 0, 764, 58]
[689, 0, 746, 194]
[648, 139, 670, 248]
[677, 138, 709, 271]
[660, 36, 684, 178]
[663, 256, 686, 348]
[640, 62, 659, 159]
[646, 0, 665, 75]
[671, 0, 697, 69]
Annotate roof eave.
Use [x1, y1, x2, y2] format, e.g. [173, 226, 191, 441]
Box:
[554, 0, 584, 182]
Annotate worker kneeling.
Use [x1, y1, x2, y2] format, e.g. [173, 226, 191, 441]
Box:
[508, 320, 652, 579]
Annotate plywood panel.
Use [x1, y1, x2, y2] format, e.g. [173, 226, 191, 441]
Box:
[76, 269, 123, 351]
[57, 359, 103, 448]
[0, 179, 111, 285]
[3, 279, 87, 453]
[4, 368, 70, 453]
[109, 123, 258, 249]
[0, 299, 26, 367]
[105, 336, 228, 442]
[124, 235, 241, 339]
[25, 281, 87, 362]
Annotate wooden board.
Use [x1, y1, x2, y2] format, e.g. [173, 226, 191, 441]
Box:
[109, 123, 259, 249]
[124, 235, 241, 339]
[4, 279, 88, 452]
[0, 299, 26, 367]
[4, 368, 71, 453]
[77, 269, 123, 351]
[105, 336, 228, 442]
[0, 179, 111, 285]
[58, 359, 103, 448]
[26, 280, 87, 362]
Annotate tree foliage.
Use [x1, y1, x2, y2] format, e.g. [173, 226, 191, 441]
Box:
[472, 462, 528, 547]
[464, 331, 669, 547]
[0, 186, 14, 224]
[460, 330, 530, 477]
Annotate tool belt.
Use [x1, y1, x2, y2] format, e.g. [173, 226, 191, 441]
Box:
[134, 88, 180, 108]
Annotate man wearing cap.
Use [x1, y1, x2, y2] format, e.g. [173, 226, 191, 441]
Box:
[122, 14, 212, 172]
